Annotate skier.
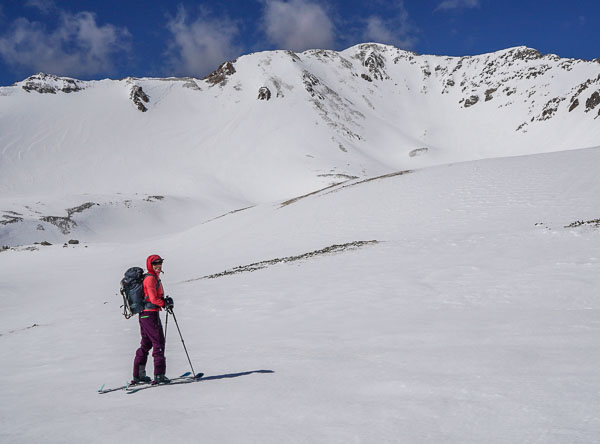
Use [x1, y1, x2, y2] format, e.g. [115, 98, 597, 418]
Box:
[131, 254, 174, 385]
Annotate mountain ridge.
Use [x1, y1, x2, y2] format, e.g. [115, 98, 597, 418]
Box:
[1, 43, 599, 246]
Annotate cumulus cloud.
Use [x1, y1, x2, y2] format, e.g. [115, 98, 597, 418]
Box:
[363, 1, 418, 49]
[165, 6, 242, 77]
[0, 11, 130, 78]
[435, 0, 480, 11]
[262, 0, 335, 52]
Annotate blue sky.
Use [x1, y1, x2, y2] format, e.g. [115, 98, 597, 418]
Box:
[0, 0, 598, 86]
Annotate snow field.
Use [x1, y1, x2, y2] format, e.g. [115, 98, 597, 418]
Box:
[2, 147, 600, 443]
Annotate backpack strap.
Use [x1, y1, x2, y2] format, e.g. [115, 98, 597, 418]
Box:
[142, 274, 161, 310]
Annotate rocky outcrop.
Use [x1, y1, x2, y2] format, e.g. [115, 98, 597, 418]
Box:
[40, 202, 98, 234]
[409, 148, 429, 157]
[585, 91, 600, 112]
[203, 61, 237, 86]
[258, 87, 271, 100]
[302, 71, 324, 100]
[129, 85, 149, 112]
[21, 73, 85, 94]
[464, 95, 479, 108]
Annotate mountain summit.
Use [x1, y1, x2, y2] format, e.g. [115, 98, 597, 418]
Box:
[1, 43, 599, 245]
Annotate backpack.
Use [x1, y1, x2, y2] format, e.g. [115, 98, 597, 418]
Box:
[119, 267, 158, 319]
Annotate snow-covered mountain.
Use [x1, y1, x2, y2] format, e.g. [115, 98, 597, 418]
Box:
[1, 43, 599, 246]
[2, 44, 600, 443]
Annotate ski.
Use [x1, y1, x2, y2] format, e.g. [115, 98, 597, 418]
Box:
[98, 371, 192, 394]
[126, 372, 204, 394]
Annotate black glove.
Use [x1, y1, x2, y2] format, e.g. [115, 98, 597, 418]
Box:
[164, 296, 174, 310]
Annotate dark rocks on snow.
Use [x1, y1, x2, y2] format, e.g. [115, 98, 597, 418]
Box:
[192, 241, 379, 280]
[569, 98, 579, 112]
[40, 216, 76, 235]
[539, 97, 562, 120]
[21, 73, 84, 94]
[203, 61, 237, 86]
[66, 202, 98, 218]
[464, 95, 479, 108]
[409, 147, 429, 157]
[302, 71, 324, 100]
[257, 86, 272, 100]
[361, 74, 373, 82]
[485, 88, 497, 101]
[511, 47, 543, 61]
[130, 86, 150, 112]
[0, 215, 23, 225]
[40, 202, 98, 235]
[362, 52, 388, 80]
[585, 91, 600, 112]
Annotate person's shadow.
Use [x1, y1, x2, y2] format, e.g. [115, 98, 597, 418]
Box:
[200, 370, 274, 381]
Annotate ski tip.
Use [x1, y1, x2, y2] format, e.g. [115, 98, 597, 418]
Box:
[195, 373, 204, 380]
[98, 384, 105, 392]
[180, 371, 191, 378]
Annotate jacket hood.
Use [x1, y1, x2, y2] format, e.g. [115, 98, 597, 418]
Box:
[146, 254, 163, 277]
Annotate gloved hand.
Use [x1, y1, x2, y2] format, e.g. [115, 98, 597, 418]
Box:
[164, 296, 174, 310]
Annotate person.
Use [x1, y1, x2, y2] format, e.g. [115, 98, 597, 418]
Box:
[132, 254, 174, 385]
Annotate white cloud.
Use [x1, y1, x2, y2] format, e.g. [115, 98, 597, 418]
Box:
[363, 1, 418, 49]
[435, 0, 480, 11]
[165, 7, 242, 77]
[262, 0, 335, 52]
[0, 11, 130, 78]
[24, 0, 57, 14]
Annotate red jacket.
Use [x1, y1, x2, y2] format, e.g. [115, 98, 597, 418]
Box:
[143, 254, 165, 311]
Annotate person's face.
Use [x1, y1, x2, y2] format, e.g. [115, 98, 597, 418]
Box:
[152, 262, 163, 273]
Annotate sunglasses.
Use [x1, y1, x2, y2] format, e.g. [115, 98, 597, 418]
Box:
[151, 260, 163, 265]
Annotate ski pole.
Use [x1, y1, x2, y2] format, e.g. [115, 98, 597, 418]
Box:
[164, 309, 169, 354]
[168, 307, 196, 376]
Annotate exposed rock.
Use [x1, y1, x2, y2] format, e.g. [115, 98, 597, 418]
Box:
[203, 61, 237, 86]
[40, 216, 76, 235]
[485, 88, 497, 101]
[0, 215, 23, 225]
[568, 98, 579, 112]
[286, 50, 302, 62]
[68, 239, 80, 245]
[409, 147, 429, 157]
[539, 97, 563, 120]
[511, 47, 543, 61]
[362, 52, 389, 80]
[67, 202, 97, 217]
[565, 218, 600, 229]
[361, 74, 373, 82]
[40, 241, 52, 246]
[585, 91, 600, 112]
[40, 202, 97, 235]
[258, 86, 271, 100]
[189, 241, 379, 280]
[464, 95, 479, 108]
[302, 71, 324, 100]
[129, 85, 149, 112]
[21, 73, 85, 94]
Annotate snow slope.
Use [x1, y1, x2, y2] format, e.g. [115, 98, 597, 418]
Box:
[1, 44, 600, 247]
[1, 147, 600, 443]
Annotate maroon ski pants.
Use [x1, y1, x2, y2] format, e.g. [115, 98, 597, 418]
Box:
[133, 311, 166, 377]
